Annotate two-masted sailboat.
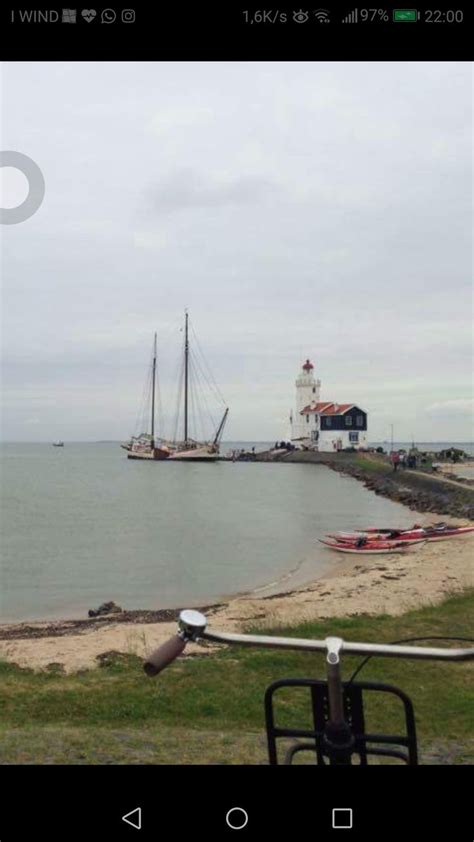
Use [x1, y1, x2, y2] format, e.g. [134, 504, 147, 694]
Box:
[124, 333, 173, 461]
[123, 313, 229, 462]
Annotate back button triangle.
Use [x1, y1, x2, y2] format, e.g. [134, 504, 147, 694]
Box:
[122, 807, 142, 830]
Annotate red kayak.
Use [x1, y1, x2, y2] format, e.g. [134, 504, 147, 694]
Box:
[328, 531, 425, 544]
[423, 526, 474, 542]
[349, 524, 474, 542]
[319, 538, 425, 555]
[363, 525, 425, 533]
[359, 529, 425, 539]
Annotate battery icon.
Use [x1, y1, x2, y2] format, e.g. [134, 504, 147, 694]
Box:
[393, 9, 418, 21]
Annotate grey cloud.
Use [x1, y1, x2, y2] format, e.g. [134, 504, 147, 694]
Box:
[148, 169, 283, 214]
[1, 62, 472, 442]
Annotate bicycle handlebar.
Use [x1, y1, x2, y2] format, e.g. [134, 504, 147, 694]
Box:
[201, 630, 474, 660]
[143, 609, 474, 676]
[144, 634, 186, 676]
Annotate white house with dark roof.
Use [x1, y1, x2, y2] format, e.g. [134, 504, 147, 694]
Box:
[290, 359, 368, 451]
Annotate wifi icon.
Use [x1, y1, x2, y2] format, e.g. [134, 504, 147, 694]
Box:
[314, 9, 330, 22]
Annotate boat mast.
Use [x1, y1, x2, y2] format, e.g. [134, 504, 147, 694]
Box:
[213, 407, 229, 445]
[184, 311, 189, 443]
[151, 332, 157, 447]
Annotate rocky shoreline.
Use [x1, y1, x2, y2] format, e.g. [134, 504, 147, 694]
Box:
[0, 604, 223, 642]
[326, 461, 474, 520]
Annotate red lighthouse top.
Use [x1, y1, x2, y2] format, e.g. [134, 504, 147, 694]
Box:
[302, 359, 314, 371]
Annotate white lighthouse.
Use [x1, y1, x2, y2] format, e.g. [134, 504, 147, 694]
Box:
[290, 357, 369, 450]
[291, 359, 321, 441]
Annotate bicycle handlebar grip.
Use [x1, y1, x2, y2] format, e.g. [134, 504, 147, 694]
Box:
[144, 635, 186, 676]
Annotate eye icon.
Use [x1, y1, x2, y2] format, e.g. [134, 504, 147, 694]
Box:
[293, 9, 309, 23]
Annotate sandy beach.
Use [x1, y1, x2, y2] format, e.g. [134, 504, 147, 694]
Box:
[434, 462, 474, 482]
[1, 514, 472, 673]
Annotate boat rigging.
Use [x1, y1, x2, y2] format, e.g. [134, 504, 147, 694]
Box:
[123, 313, 229, 462]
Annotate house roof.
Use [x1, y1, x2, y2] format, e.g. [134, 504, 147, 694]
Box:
[301, 402, 333, 414]
[321, 403, 355, 416]
[300, 402, 358, 416]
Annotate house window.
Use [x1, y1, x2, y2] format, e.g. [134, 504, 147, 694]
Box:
[306, 415, 309, 423]
[312, 387, 316, 393]
[349, 432, 359, 443]
[356, 415, 364, 427]
[311, 430, 319, 442]
[326, 417, 332, 427]
[345, 415, 352, 426]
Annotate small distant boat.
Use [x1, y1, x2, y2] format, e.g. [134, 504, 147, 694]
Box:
[52, 441, 64, 447]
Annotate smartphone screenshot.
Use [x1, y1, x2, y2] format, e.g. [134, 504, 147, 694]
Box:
[1, 4, 472, 839]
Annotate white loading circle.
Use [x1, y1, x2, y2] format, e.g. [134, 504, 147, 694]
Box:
[0, 151, 45, 224]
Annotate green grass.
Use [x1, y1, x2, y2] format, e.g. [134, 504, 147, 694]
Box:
[1, 591, 473, 764]
[353, 456, 392, 474]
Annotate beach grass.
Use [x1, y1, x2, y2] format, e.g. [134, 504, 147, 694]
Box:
[0, 591, 473, 764]
[352, 453, 392, 473]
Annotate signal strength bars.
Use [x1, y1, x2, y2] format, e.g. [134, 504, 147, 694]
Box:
[342, 9, 358, 23]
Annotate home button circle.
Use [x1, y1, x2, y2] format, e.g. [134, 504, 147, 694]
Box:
[226, 807, 249, 830]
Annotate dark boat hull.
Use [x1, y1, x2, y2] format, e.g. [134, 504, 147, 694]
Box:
[127, 448, 171, 461]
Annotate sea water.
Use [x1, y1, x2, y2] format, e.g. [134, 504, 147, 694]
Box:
[0, 442, 456, 622]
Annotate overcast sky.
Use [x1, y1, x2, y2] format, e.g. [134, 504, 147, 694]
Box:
[1, 61, 472, 442]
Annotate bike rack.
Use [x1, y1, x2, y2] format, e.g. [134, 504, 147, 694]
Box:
[265, 678, 418, 765]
